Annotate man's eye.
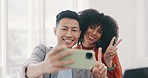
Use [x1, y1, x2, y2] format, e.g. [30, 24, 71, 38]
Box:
[61, 28, 67, 30]
[72, 30, 78, 32]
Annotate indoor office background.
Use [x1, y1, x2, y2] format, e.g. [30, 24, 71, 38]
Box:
[0, 0, 148, 78]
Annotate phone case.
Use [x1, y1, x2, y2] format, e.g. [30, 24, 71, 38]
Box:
[60, 48, 95, 70]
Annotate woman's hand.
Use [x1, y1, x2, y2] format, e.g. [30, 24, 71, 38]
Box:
[104, 37, 122, 67]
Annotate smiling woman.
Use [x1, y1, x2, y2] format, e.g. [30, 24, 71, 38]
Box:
[89, 0, 148, 74]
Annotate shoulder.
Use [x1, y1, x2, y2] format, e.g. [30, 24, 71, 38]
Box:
[34, 43, 53, 53]
[35, 43, 52, 51]
[73, 44, 81, 49]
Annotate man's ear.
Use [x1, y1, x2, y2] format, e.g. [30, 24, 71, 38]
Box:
[78, 30, 81, 37]
[79, 30, 81, 36]
[54, 27, 57, 35]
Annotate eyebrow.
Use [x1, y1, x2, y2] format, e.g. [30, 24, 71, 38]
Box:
[97, 26, 102, 29]
[62, 26, 79, 28]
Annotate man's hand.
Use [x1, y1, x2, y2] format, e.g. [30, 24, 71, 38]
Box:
[41, 44, 75, 74]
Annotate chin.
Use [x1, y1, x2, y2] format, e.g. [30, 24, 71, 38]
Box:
[65, 44, 73, 48]
[66, 46, 72, 48]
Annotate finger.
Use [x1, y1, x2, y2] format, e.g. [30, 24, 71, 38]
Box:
[98, 47, 102, 63]
[52, 59, 75, 67]
[109, 52, 116, 59]
[92, 67, 98, 73]
[100, 64, 107, 73]
[94, 61, 100, 67]
[48, 44, 67, 57]
[109, 47, 117, 56]
[109, 47, 117, 53]
[51, 50, 73, 61]
[110, 51, 116, 55]
[61, 59, 75, 66]
[109, 36, 116, 46]
[98, 63, 104, 73]
[114, 39, 122, 47]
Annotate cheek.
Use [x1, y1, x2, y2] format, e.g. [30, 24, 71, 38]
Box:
[86, 29, 92, 33]
[97, 34, 102, 40]
[74, 33, 80, 39]
[76, 34, 80, 39]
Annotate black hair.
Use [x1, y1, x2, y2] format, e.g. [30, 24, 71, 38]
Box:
[56, 10, 80, 26]
[78, 9, 119, 53]
[99, 15, 119, 52]
[78, 9, 104, 43]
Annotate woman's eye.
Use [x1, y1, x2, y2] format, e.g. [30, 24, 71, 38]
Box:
[89, 25, 95, 29]
[98, 30, 103, 34]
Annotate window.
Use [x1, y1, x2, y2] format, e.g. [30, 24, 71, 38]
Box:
[146, 0, 148, 57]
[1, 0, 83, 77]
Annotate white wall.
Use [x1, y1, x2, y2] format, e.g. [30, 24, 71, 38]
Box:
[0, 0, 1, 64]
[0, 0, 148, 77]
[89, 0, 148, 72]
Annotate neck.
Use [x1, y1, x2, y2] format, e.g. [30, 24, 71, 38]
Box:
[81, 42, 96, 51]
[82, 42, 95, 48]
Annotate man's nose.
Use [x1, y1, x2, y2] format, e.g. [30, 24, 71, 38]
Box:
[66, 30, 72, 37]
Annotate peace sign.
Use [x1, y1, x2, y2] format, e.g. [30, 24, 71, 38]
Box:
[91, 47, 107, 78]
[109, 36, 122, 47]
[97, 48, 102, 63]
[104, 36, 122, 67]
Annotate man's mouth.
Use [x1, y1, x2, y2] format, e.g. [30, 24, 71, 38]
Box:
[63, 39, 73, 44]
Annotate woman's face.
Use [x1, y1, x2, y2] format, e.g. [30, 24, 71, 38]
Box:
[83, 25, 103, 46]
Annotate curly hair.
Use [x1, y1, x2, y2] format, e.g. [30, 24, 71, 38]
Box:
[78, 9, 119, 53]
[100, 15, 119, 52]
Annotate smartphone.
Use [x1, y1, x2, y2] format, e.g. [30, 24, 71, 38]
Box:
[60, 48, 95, 70]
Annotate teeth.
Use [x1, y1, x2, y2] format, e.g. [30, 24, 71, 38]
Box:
[89, 35, 95, 40]
[64, 39, 72, 43]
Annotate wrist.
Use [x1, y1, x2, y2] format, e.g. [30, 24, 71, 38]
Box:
[27, 63, 44, 78]
[104, 60, 112, 68]
[107, 63, 116, 71]
[39, 61, 46, 75]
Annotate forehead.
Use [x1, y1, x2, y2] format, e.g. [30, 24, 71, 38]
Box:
[58, 18, 79, 28]
[90, 24, 102, 29]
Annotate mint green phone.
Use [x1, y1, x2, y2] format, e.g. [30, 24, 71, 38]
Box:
[60, 49, 95, 70]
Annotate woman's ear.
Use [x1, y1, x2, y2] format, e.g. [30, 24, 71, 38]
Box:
[54, 27, 57, 35]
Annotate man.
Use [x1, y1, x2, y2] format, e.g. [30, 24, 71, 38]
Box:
[20, 10, 107, 78]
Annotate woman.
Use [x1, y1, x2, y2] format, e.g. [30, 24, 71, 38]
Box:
[74, 9, 122, 78]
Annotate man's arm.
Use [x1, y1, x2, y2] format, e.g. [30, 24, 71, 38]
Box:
[25, 44, 75, 78]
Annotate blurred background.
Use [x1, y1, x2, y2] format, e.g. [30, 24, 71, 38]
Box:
[0, 0, 148, 78]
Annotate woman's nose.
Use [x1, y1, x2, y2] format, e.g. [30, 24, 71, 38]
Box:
[93, 28, 98, 35]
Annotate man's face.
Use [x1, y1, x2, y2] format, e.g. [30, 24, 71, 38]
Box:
[54, 18, 81, 48]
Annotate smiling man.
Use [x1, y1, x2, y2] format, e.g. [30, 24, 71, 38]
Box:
[20, 10, 81, 78]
